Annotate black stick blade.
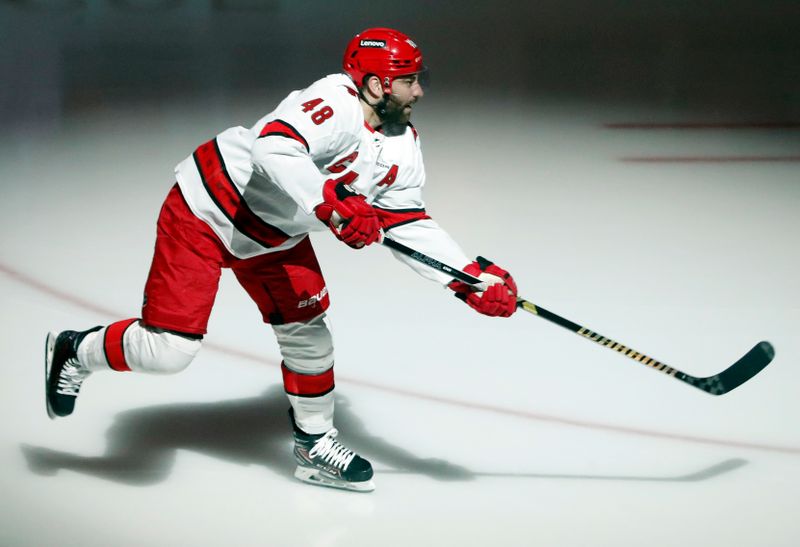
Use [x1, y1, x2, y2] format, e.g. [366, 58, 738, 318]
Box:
[679, 341, 775, 395]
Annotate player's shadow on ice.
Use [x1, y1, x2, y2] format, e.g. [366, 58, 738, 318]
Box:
[21, 384, 748, 486]
[20, 384, 474, 486]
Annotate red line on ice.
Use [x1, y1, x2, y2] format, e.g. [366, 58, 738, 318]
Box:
[4, 261, 797, 456]
[604, 122, 800, 130]
[619, 156, 800, 163]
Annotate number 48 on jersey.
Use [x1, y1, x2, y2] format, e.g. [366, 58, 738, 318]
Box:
[302, 99, 334, 125]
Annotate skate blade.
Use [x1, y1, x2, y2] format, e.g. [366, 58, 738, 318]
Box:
[44, 332, 56, 420]
[294, 466, 375, 493]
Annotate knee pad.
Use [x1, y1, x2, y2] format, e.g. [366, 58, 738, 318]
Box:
[125, 324, 202, 375]
[272, 313, 334, 374]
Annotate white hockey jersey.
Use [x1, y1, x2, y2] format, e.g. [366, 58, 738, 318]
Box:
[175, 73, 469, 285]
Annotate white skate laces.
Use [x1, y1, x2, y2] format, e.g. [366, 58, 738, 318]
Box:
[308, 428, 356, 471]
[56, 358, 90, 397]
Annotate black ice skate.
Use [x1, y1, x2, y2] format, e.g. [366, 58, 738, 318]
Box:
[290, 410, 375, 492]
[44, 328, 100, 419]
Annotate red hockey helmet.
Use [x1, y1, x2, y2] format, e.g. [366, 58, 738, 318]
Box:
[343, 28, 425, 94]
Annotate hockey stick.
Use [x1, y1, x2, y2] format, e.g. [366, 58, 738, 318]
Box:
[381, 236, 775, 395]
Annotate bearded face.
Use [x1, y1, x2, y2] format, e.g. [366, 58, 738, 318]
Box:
[378, 93, 416, 127]
[376, 73, 424, 132]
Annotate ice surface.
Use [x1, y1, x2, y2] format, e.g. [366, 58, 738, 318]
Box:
[1, 97, 798, 547]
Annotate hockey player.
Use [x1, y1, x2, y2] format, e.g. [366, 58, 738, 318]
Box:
[44, 28, 518, 492]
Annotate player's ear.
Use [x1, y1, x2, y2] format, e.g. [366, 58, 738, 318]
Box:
[364, 75, 383, 99]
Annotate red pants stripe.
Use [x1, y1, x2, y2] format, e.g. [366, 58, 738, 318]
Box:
[281, 362, 335, 397]
[103, 318, 138, 372]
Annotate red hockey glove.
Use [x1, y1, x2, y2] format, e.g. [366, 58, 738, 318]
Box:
[314, 176, 380, 249]
[448, 257, 518, 317]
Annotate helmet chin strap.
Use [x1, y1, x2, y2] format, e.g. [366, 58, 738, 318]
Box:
[374, 94, 393, 119]
[357, 87, 393, 120]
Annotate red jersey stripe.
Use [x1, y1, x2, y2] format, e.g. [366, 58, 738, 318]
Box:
[258, 119, 310, 152]
[374, 207, 430, 231]
[282, 363, 335, 397]
[193, 139, 292, 248]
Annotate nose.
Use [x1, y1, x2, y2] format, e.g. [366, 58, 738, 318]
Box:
[412, 81, 424, 99]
